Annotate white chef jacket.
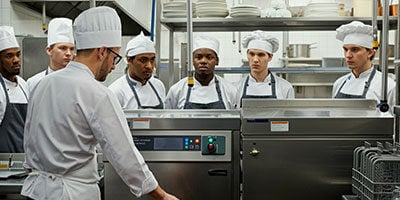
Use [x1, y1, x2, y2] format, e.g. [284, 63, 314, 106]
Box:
[165, 75, 237, 109]
[332, 67, 396, 106]
[26, 67, 55, 93]
[22, 61, 158, 199]
[236, 73, 295, 105]
[108, 75, 166, 109]
[0, 75, 29, 124]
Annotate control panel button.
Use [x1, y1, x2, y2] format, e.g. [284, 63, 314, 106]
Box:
[207, 143, 215, 152]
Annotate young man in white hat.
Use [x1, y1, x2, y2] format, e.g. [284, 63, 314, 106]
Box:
[0, 26, 28, 153]
[236, 30, 294, 107]
[165, 35, 237, 109]
[108, 31, 165, 109]
[26, 17, 75, 93]
[22, 6, 179, 200]
[332, 21, 395, 109]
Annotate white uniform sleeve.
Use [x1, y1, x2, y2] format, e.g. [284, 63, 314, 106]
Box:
[90, 92, 158, 197]
[165, 83, 180, 109]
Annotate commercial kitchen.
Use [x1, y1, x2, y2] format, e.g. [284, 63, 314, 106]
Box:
[1, 0, 400, 199]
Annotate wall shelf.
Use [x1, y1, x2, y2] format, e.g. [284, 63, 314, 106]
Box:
[161, 17, 399, 32]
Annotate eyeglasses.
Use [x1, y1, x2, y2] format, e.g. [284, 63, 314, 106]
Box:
[107, 48, 122, 65]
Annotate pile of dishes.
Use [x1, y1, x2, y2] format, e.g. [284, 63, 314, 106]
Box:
[163, 1, 196, 18]
[196, 0, 229, 18]
[303, 3, 339, 17]
[230, 4, 261, 18]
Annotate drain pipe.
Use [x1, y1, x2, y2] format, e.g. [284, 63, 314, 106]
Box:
[186, 0, 194, 87]
[378, 0, 390, 112]
[394, 1, 400, 143]
[150, 0, 156, 41]
[42, 3, 47, 32]
[89, 0, 96, 8]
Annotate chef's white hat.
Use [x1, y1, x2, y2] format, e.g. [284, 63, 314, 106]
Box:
[125, 31, 155, 57]
[0, 26, 19, 52]
[47, 18, 74, 47]
[336, 21, 373, 48]
[73, 6, 121, 50]
[193, 35, 220, 57]
[242, 30, 279, 54]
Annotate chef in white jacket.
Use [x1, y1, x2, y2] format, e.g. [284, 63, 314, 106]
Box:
[26, 17, 75, 93]
[236, 30, 294, 107]
[21, 6, 179, 200]
[0, 26, 28, 153]
[332, 21, 395, 109]
[165, 35, 237, 109]
[108, 31, 165, 109]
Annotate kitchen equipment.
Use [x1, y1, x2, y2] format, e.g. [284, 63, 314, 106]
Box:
[352, 142, 400, 200]
[241, 99, 393, 200]
[322, 57, 346, 67]
[287, 43, 316, 58]
[103, 110, 240, 200]
[375, 44, 395, 58]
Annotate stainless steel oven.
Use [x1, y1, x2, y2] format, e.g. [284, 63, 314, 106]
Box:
[103, 110, 241, 200]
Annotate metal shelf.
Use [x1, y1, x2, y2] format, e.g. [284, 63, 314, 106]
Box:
[161, 17, 399, 32]
[214, 67, 350, 74]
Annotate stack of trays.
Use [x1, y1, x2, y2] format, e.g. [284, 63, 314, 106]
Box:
[196, 0, 229, 18]
[163, 1, 196, 18]
[230, 4, 261, 18]
[303, 3, 339, 17]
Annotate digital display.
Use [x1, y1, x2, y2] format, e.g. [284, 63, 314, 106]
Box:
[154, 137, 183, 150]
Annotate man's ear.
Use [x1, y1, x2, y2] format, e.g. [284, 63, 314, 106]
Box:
[97, 46, 108, 61]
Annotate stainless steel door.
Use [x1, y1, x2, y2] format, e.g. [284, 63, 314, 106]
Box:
[105, 162, 233, 200]
[242, 137, 391, 200]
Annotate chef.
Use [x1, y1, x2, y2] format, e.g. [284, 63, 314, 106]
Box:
[165, 35, 237, 109]
[21, 6, 178, 200]
[0, 26, 28, 153]
[332, 21, 395, 108]
[237, 30, 294, 107]
[108, 31, 165, 109]
[26, 17, 75, 93]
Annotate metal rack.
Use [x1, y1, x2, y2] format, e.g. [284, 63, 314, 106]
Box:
[154, 0, 399, 91]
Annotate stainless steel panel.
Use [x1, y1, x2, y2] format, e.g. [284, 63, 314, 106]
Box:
[21, 37, 49, 80]
[242, 118, 393, 136]
[242, 137, 391, 200]
[124, 110, 241, 130]
[105, 162, 235, 200]
[130, 130, 232, 162]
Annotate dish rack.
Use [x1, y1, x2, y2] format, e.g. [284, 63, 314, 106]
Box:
[352, 141, 400, 200]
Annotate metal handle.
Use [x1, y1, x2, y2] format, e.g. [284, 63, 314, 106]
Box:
[208, 169, 228, 176]
[249, 148, 260, 157]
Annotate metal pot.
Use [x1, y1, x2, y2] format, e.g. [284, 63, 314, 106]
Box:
[287, 43, 316, 58]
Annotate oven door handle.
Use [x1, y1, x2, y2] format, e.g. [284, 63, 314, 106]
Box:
[208, 169, 228, 176]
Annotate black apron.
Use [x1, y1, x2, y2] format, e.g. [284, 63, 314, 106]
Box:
[125, 74, 163, 109]
[240, 71, 277, 107]
[334, 67, 376, 99]
[0, 76, 28, 153]
[183, 77, 226, 109]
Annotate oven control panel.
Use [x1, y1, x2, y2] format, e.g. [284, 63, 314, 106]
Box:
[130, 131, 231, 162]
[133, 136, 202, 151]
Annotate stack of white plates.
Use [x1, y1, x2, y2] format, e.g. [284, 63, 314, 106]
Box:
[230, 4, 261, 18]
[196, 0, 229, 18]
[303, 3, 339, 17]
[163, 2, 196, 18]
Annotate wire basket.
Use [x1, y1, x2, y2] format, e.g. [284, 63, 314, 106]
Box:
[352, 142, 400, 200]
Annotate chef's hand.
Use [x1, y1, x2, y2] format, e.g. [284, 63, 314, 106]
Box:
[148, 186, 180, 200]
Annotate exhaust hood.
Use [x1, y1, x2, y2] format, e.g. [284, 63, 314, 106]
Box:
[11, 0, 150, 36]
